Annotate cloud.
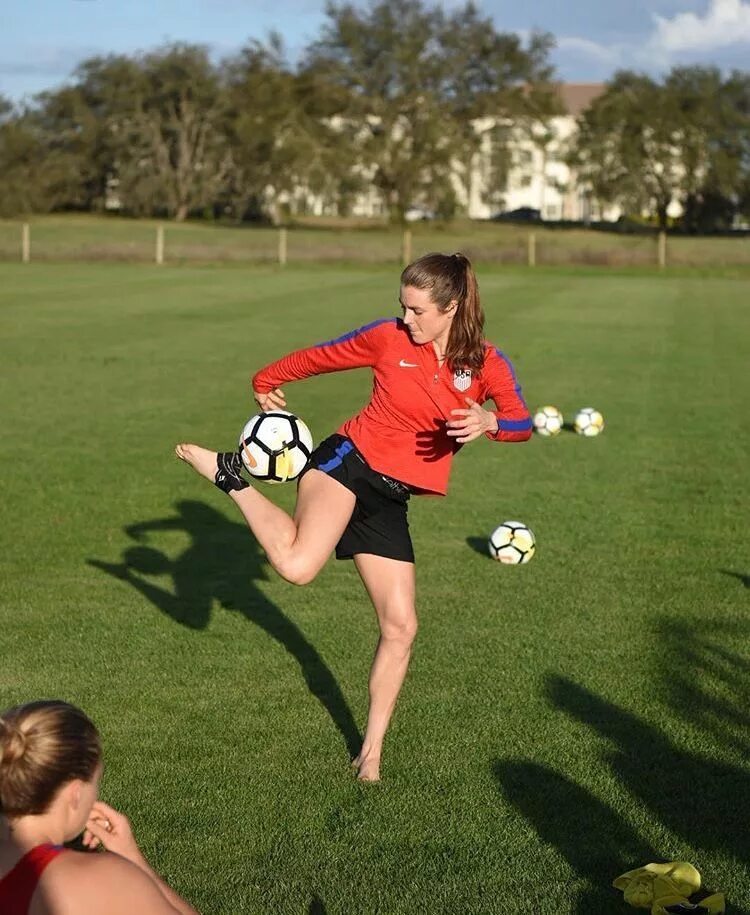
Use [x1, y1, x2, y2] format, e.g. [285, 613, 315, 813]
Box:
[653, 0, 750, 51]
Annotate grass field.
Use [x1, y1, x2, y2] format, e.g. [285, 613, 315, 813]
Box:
[0, 262, 748, 914]
[2, 213, 750, 268]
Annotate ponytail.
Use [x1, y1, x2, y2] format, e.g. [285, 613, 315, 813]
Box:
[400, 252, 485, 371]
[0, 700, 101, 817]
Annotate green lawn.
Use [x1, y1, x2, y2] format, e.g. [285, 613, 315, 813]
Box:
[2, 213, 750, 268]
[0, 263, 748, 914]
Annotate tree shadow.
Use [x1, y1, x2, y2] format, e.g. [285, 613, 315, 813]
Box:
[493, 617, 750, 914]
[308, 894, 327, 915]
[494, 759, 656, 914]
[655, 618, 750, 760]
[719, 570, 750, 589]
[547, 675, 750, 913]
[88, 499, 361, 758]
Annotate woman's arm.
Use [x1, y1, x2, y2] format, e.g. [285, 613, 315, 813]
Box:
[478, 347, 533, 442]
[252, 318, 395, 404]
[83, 802, 199, 915]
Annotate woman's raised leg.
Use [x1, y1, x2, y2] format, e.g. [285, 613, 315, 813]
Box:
[351, 553, 418, 782]
[175, 444, 355, 585]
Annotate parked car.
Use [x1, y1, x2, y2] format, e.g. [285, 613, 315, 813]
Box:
[404, 207, 436, 222]
[491, 207, 542, 223]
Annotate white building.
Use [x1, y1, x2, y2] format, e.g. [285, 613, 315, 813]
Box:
[462, 83, 620, 222]
[342, 83, 622, 222]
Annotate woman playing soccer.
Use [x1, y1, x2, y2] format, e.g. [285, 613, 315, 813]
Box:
[176, 253, 532, 781]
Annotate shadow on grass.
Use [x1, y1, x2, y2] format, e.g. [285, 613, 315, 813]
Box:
[495, 619, 750, 914]
[466, 535, 490, 558]
[494, 759, 656, 914]
[309, 894, 327, 914]
[88, 499, 361, 758]
[720, 569, 750, 589]
[546, 675, 750, 914]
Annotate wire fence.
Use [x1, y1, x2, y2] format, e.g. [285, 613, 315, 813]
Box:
[1, 216, 749, 269]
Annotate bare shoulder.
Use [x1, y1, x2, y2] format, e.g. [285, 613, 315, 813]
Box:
[35, 850, 181, 915]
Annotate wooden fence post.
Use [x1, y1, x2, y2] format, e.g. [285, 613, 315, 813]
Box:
[528, 232, 536, 267]
[155, 225, 165, 265]
[657, 231, 666, 269]
[278, 228, 288, 266]
[402, 228, 412, 266]
[21, 223, 30, 263]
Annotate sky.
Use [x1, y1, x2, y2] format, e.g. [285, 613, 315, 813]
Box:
[2, 0, 750, 103]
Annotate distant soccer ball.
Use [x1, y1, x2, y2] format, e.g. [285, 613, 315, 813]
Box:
[488, 521, 536, 564]
[533, 405, 563, 437]
[239, 411, 313, 484]
[574, 407, 605, 437]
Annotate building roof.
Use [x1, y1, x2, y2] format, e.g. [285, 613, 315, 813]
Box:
[556, 83, 606, 117]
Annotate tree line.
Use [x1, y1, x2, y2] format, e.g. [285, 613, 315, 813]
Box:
[1, 0, 749, 231]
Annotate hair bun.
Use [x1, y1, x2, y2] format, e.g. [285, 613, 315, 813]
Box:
[0, 718, 28, 767]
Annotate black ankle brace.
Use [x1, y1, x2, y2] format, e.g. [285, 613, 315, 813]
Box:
[215, 451, 249, 494]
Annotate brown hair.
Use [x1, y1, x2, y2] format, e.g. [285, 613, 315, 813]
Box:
[400, 252, 485, 371]
[0, 700, 101, 817]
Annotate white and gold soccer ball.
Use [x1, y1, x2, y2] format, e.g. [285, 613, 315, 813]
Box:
[574, 407, 605, 437]
[488, 521, 536, 564]
[239, 410, 313, 484]
[533, 405, 564, 437]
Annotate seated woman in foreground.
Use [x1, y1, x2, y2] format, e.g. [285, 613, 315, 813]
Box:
[0, 699, 198, 915]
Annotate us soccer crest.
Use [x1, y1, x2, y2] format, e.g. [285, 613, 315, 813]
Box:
[453, 368, 472, 392]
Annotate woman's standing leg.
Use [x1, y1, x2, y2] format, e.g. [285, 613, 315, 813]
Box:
[351, 553, 418, 782]
[175, 444, 355, 585]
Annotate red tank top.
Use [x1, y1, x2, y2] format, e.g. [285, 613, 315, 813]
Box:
[0, 843, 64, 915]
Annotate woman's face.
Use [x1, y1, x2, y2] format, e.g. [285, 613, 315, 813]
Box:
[399, 285, 455, 346]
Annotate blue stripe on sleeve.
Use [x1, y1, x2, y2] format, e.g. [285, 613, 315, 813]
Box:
[314, 317, 396, 349]
[497, 417, 534, 432]
[494, 348, 529, 407]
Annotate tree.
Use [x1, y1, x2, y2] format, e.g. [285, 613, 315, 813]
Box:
[571, 71, 680, 229]
[305, 0, 557, 222]
[68, 54, 147, 211]
[120, 44, 230, 220]
[0, 99, 40, 216]
[0, 94, 92, 216]
[20, 47, 231, 220]
[438, 3, 559, 215]
[675, 68, 750, 231]
[572, 66, 750, 231]
[222, 35, 360, 223]
[305, 0, 454, 223]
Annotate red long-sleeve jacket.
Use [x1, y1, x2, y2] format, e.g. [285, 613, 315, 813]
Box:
[252, 317, 532, 495]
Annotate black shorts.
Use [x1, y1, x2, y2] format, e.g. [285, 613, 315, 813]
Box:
[299, 434, 415, 563]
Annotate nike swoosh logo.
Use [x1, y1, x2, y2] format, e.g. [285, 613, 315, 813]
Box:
[399, 359, 418, 367]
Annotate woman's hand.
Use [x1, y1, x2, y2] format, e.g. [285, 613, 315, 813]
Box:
[446, 397, 496, 443]
[83, 801, 146, 868]
[254, 388, 286, 412]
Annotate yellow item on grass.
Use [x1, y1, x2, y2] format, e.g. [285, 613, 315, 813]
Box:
[613, 861, 724, 914]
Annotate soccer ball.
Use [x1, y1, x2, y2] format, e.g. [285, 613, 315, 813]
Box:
[488, 521, 536, 564]
[533, 405, 563, 437]
[239, 411, 313, 484]
[574, 407, 604, 437]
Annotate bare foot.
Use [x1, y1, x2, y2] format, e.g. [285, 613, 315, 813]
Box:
[175, 444, 219, 483]
[355, 755, 381, 783]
